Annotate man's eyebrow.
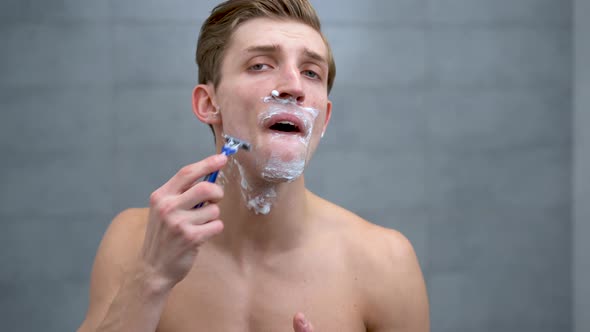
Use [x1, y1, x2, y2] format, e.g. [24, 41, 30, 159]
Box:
[303, 48, 328, 66]
[244, 44, 280, 54]
[243, 44, 328, 66]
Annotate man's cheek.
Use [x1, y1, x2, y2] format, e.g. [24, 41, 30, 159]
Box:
[222, 116, 254, 142]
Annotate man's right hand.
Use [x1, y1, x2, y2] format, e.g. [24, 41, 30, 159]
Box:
[139, 153, 228, 290]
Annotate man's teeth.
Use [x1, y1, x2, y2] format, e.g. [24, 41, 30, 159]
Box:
[269, 120, 301, 133]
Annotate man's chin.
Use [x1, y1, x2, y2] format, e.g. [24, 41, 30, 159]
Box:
[261, 158, 305, 183]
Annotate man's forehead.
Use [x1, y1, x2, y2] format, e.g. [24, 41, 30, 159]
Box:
[228, 18, 328, 60]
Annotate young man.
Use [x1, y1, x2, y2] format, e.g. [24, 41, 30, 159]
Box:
[78, 0, 429, 331]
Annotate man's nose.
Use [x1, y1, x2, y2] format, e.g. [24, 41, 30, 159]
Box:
[274, 64, 305, 104]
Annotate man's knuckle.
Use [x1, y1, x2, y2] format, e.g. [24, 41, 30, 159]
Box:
[209, 204, 220, 219]
[178, 165, 195, 178]
[166, 217, 184, 234]
[157, 199, 177, 218]
[214, 185, 224, 199]
[149, 189, 163, 206]
[194, 182, 214, 198]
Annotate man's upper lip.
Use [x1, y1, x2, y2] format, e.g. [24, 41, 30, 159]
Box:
[264, 112, 306, 134]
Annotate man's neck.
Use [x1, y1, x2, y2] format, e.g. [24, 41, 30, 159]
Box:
[211, 163, 312, 262]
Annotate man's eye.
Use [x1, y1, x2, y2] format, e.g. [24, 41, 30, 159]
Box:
[303, 70, 320, 79]
[249, 64, 269, 71]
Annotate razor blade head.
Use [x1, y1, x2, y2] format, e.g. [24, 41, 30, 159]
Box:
[222, 133, 251, 151]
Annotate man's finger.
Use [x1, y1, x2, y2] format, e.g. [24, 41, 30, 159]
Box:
[293, 312, 313, 332]
[186, 219, 224, 246]
[178, 181, 224, 210]
[162, 154, 227, 194]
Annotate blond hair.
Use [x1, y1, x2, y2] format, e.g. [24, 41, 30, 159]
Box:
[196, 0, 336, 93]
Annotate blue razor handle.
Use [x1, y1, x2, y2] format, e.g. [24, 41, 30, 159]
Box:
[193, 136, 249, 209]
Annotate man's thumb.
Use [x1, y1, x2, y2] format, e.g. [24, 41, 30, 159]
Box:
[293, 312, 312, 332]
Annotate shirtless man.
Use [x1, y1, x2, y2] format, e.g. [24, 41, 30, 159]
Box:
[78, 0, 429, 331]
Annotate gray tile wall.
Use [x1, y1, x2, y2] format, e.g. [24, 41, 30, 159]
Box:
[573, 0, 589, 331]
[0, 1, 572, 331]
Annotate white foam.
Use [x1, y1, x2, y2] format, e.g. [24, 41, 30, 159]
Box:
[223, 92, 324, 215]
[235, 159, 278, 215]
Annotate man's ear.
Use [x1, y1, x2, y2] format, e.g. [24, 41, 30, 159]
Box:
[320, 100, 332, 138]
[192, 84, 221, 125]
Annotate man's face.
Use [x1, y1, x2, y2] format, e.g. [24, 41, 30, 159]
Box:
[212, 17, 332, 183]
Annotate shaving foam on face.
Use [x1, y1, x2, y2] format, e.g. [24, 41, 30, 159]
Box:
[217, 170, 227, 188]
[220, 92, 323, 215]
[261, 148, 306, 181]
[234, 158, 277, 215]
[258, 93, 320, 182]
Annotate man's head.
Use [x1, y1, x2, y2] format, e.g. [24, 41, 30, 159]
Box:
[196, 0, 336, 94]
[192, 0, 335, 186]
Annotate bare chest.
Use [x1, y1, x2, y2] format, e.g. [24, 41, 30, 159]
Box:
[157, 253, 366, 332]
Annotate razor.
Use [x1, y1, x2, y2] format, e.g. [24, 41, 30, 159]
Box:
[194, 133, 250, 208]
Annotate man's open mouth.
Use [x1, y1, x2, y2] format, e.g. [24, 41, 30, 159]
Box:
[269, 120, 301, 133]
[263, 112, 307, 136]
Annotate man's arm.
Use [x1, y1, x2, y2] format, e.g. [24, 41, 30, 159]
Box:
[370, 231, 430, 332]
[78, 154, 228, 332]
[77, 209, 169, 332]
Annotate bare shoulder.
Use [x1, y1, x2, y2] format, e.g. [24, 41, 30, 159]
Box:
[312, 194, 416, 264]
[91, 207, 149, 289]
[103, 208, 149, 250]
[78, 208, 149, 331]
[311, 194, 430, 331]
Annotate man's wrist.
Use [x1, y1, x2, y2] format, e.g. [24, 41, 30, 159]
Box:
[128, 262, 175, 299]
